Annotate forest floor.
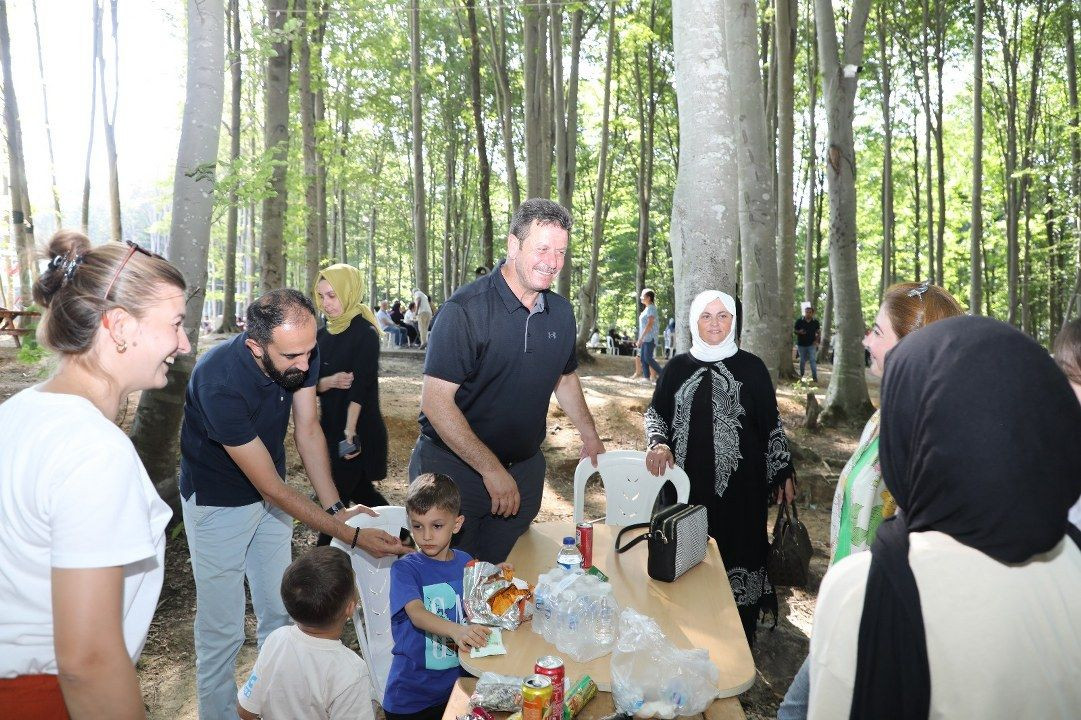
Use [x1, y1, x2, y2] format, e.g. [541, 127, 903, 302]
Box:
[0, 336, 877, 720]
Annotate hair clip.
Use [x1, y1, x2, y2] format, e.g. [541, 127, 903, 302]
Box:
[62, 254, 84, 283]
[906, 280, 931, 299]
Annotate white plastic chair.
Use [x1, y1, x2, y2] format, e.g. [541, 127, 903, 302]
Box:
[330, 506, 410, 705]
[572, 450, 690, 525]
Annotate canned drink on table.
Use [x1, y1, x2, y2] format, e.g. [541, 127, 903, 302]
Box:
[562, 675, 598, 720]
[576, 522, 593, 569]
[535, 655, 565, 716]
[521, 675, 554, 720]
[470, 707, 495, 720]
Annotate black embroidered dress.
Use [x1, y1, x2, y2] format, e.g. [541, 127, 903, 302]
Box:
[645, 349, 793, 644]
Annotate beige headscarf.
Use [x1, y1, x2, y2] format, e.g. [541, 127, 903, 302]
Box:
[313, 264, 382, 336]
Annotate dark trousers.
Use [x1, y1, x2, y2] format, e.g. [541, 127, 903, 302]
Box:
[408, 435, 545, 563]
[385, 703, 446, 720]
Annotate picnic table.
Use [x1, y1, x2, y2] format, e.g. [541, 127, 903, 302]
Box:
[0, 308, 39, 348]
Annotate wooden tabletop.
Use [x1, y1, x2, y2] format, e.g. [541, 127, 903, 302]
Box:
[459, 523, 755, 698]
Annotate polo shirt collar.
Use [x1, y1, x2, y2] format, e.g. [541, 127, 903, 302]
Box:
[237, 332, 278, 387]
[493, 259, 548, 315]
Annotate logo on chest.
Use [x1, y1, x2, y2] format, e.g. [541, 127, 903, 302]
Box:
[548, 331, 557, 340]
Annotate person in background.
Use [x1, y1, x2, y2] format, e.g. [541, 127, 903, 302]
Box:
[390, 300, 419, 346]
[663, 317, 675, 358]
[313, 266, 390, 546]
[794, 302, 821, 383]
[404, 301, 420, 339]
[777, 281, 964, 720]
[413, 289, 433, 348]
[1052, 317, 1081, 529]
[0, 231, 188, 719]
[644, 290, 795, 647]
[237, 547, 374, 720]
[807, 316, 1081, 719]
[376, 300, 406, 347]
[636, 289, 664, 383]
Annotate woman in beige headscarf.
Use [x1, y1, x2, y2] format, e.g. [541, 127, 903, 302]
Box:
[312, 265, 388, 545]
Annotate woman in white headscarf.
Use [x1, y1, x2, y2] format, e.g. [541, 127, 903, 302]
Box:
[643, 291, 795, 645]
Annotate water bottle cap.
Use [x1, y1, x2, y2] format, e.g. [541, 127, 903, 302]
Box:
[563, 536, 576, 544]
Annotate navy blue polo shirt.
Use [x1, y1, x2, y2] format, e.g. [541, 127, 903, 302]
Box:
[179, 332, 319, 506]
[419, 260, 578, 464]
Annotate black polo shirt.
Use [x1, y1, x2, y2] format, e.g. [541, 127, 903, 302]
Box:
[179, 332, 319, 506]
[419, 260, 578, 465]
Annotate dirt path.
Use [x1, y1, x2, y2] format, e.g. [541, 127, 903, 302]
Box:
[0, 339, 874, 720]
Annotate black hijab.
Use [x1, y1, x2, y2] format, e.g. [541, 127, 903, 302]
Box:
[849, 315, 1081, 720]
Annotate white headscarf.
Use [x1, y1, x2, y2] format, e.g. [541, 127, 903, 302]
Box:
[689, 290, 739, 362]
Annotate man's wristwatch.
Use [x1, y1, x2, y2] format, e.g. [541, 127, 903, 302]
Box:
[325, 500, 346, 516]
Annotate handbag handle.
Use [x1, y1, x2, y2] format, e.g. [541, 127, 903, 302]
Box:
[615, 522, 652, 553]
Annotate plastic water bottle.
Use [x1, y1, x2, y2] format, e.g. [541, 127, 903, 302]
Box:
[556, 536, 584, 571]
[594, 583, 618, 646]
[532, 568, 563, 636]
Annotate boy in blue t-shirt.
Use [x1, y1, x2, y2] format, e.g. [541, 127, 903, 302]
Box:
[382, 473, 494, 720]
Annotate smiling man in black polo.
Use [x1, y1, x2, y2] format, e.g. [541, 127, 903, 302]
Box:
[411, 198, 605, 563]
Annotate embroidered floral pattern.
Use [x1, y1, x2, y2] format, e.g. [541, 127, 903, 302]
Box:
[709, 364, 744, 497]
[766, 417, 792, 483]
[727, 566, 768, 607]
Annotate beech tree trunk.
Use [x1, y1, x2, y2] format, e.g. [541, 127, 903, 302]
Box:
[1065, 6, 1081, 323]
[523, 0, 552, 199]
[553, 7, 583, 298]
[724, 0, 781, 375]
[299, 0, 320, 291]
[260, 0, 291, 292]
[877, 1, 895, 302]
[97, 0, 122, 241]
[577, 2, 615, 354]
[804, 10, 818, 305]
[670, 0, 741, 353]
[0, 0, 33, 305]
[218, 0, 241, 333]
[485, 3, 521, 210]
[633, 1, 658, 323]
[81, 0, 100, 233]
[131, 0, 224, 512]
[774, 0, 797, 379]
[410, 0, 429, 293]
[814, 0, 874, 426]
[464, 0, 494, 269]
[970, 0, 984, 315]
[31, 0, 61, 228]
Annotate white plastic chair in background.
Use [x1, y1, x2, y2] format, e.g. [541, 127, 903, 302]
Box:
[572, 450, 690, 525]
[330, 506, 409, 705]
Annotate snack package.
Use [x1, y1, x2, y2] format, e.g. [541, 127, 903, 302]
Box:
[469, 627, 507, 658]
[469, 672, 524, 712]
[463, 561, 534, 630]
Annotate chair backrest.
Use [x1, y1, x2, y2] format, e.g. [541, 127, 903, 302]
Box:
[572, 450, 690, 525]
[606, 335, 615, 353]
[330, 506, 410, 705]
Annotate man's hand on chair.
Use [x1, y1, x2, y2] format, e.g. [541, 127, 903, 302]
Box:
[354, 528, 408, 557]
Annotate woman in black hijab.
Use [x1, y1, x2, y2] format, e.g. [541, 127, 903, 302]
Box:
[807, 316, 1081, 720]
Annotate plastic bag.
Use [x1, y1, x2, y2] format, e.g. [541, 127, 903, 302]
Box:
[610, 608, 719, 718]
[469, 672, 523, 712]
[463, 561, 534, 630]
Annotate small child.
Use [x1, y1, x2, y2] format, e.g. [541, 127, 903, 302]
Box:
[237, 547, 374, 720]
[382, 473, 493, 720]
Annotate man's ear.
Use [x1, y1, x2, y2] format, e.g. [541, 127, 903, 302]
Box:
[245, 337, 264, 359]
[506, 234, 519, 260]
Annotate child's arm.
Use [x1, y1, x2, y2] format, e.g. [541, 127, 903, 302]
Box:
[403, 599, 491, 650]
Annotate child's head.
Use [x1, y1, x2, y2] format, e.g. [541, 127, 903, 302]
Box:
[406, 473, 464, 559]
[280, 547, 357, 630]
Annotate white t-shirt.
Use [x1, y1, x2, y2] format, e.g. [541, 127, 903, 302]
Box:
[375, 309, 394, 329]
[0, 385, 171, 677]
[404, 309, 417, 323]
[238, 624, 375, 720]
[808, 530, 1081, 720]
[413, 290, 432, 316]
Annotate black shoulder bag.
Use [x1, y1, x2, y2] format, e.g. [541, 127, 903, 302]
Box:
[614, 503, 709, 582]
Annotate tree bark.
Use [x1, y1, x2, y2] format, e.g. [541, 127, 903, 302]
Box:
[670, 0, 741, 353]
[633, 1, 658, 328]
[876, 1, 894, 302]
[0, 0, 33, 306]
[970, 0, 984, 315]
[523, 0, 552, 199]
[81, 0, 100, 233]
[410, 0, 429, 293]
[577, 2, 615, 356]
[464, 0, 494, 269]
[260, 0, 291, 292]
[131, 0, 224, 512]
[299, 0, 320, 292]
[1065, 6, 1081, 323]
[553, 6, 583, 298]
[804, 10, 818, 305]
[484, 3, 521, 210]
[814, 0, 874, 426]
[724, 0, 781, 375]
[97, 0, 122, 242]
[217, 0, 241, 334]
[774, 0, 797, 379]
[31, 0, 61, 228]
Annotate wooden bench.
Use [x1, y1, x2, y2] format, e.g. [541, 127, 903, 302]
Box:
[0, 309, 39, 348]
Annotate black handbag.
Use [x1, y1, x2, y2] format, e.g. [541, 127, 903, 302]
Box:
[614, 503, 709, 582]
[766, 500, 813, 587]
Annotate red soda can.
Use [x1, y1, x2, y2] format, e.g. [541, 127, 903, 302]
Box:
[535, 655, 565, 717]
[576, 522, 593, 569]
[470, 708, 495, 720]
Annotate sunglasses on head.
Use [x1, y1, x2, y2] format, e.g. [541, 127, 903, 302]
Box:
[102, 240, 165, 300]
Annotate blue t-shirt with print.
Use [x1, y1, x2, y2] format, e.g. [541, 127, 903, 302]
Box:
[383, 549, 472, 714]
